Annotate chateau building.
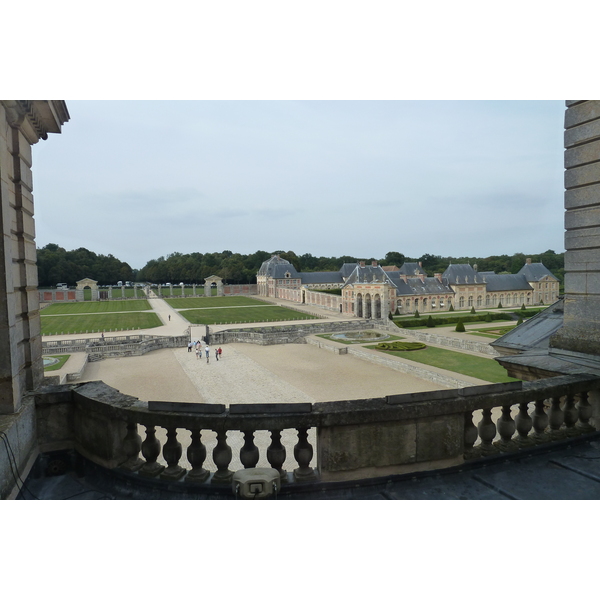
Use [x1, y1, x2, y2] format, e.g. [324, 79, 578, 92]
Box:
[257, 255, 560, 317]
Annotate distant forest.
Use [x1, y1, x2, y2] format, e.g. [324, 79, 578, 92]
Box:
[36, 244, 565, 288]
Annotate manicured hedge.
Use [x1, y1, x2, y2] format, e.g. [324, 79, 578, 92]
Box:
[375, 341, 426, 351]
[393, 312, 509, 328]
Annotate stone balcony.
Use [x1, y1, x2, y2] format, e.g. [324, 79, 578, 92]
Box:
[10, 370, 598, 499]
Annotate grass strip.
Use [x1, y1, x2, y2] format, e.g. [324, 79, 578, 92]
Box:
[180, 305, 315, 325]
[43, 355, 71, 371]
[366, 344, 519, 383]
[165, 296, 270, 309]
[42, 299, 151, 315]
[41, 312, 162, 335]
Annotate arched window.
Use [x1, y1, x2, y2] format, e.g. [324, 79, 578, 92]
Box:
[459, 297, 465, 308]
[468, 296, 473, 307]
[477, 295, 482, 307]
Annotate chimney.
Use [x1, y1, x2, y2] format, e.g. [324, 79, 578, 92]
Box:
[372, 260, 377, 267]
[419, 273, 425, 282]
[418, 261, 422, 268]
[401, 274, 407, 283]
[526, 258, 532, 265]
[434, 273, 442, 282]
[359, 261, 365, 267]
[473, 264, 478, 272]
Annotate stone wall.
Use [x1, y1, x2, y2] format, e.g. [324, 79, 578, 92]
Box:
[0, 101, 69, 414]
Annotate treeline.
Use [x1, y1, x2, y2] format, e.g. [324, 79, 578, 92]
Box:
[37, 244, 134, 287]
[36, 244, 565, 287]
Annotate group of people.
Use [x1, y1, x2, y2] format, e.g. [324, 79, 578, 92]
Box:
[187, 339, 222, 364]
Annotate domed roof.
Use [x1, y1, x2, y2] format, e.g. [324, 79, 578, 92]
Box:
[257, 255, 293, 277]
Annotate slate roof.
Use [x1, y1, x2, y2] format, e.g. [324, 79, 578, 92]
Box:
[386, 273, 453, 296]
[257, 255, 295, 278]
[301, 271, 344, 285]
[268, 263, 300, 279]
[518, 262, 558, 282]
[483, 274, 533, 292]
[443, 264, 486, 285]
[398, 262, 427, 276]
[339, 263, 359, 279]
[344, 265, 392, 286]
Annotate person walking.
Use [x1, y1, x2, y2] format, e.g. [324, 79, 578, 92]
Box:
[187, 341, 193, 353]
[205, 345, 210, 363]
[215, 347, 219, 361]
[218, 347, 222, 359]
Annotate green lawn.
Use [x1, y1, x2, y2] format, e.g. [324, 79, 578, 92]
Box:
[43, 354, 71, 371]
[41, 312, 162, 335]
[367, 344, 519, 383]
[41, 299, 152, 315]
[109, 287, 146, 299]
[180, 305, 315, 325]
[166, 296, 269, 309]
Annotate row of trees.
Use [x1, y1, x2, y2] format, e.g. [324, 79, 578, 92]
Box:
[37, 244, 134, 287]
[36, 244, 565, 287]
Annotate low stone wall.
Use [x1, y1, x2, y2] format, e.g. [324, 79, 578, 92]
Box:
[306, 337, 349, 354]
[42, 335, 188, 361]
[209, 320, 386, 346]
[394, 327, 499, 356]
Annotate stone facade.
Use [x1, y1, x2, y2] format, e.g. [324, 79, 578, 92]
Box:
[0, 101, 69, 414]
[257, 255, 551, 317]
[551, 101, 600, 355]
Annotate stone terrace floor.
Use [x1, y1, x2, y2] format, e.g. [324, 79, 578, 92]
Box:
[16, 432, 600, 500]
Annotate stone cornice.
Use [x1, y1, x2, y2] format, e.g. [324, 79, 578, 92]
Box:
[1, 100, 69, 144]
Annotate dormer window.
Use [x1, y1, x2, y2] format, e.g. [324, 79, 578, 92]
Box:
[285, 272, 291, 278]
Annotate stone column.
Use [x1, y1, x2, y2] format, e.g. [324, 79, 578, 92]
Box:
[217, 280, 224, 296]
[550, 101, 600, 355]
[204, 281, 211, 297]
[0, 101, 68, 414]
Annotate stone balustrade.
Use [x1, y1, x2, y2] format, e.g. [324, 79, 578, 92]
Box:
[32, 373, 600, 493]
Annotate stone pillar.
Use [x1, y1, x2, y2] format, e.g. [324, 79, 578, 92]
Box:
[180, 283, 185, 297]
[193, 284, 196, 296]
[169, 284, 173, 296]
[217, 280, 224, 296]
[120, 285, 125, 300]
[134, 286, 138, 299]
[551, 101, 600, 355]
[0, 101, 69, 414]
[204, 281, 211, 297]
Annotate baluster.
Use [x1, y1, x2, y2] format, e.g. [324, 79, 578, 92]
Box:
[495, 405, 518, 452]
[293, 427, 317, 482]
[139, 425, 165, 477]
[240, 430, 259, 469]
[211, 430, 234, 484]
[477, 408, 498, 456]
[160, 427, 187, 480]
[576, 392, 596, 434]
[563, 395, 580, 437]
[463, 412, 479, 459]
[530, 398, 550, 443]
[548, 396, 566, 440]
[514, 401, 536, 447]
[267, 429, 287, 483]
[120, 421, 144, 471]
[186, 429, 210, 482]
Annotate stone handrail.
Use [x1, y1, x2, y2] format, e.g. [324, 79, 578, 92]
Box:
[33, 373, 600, 491]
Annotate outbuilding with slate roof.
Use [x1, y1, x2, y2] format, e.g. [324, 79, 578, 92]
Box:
[518, 258, 560, 304]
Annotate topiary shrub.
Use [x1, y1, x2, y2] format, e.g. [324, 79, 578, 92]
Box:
[521, 304, 526, 311]
[388, 311, 394, 320]
[470, 306, 476, 314]
[426, 315, 435, 328]
[414, 310, 420, 318]
[498, 302, 503, 308]
[517, 316, 524, 325]
[455, 319, 465, 332]
[485, 312, 493, 322]
[395, 307, 400, 316]
[448, 303, 454, 311]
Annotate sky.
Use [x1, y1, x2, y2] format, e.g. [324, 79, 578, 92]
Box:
[32, 100, 566, 270]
